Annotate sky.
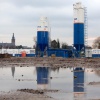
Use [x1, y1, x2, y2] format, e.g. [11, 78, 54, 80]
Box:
[0, 0, 100, 47]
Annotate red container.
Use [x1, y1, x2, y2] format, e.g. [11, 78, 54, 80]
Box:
[21, 51, 26, 57]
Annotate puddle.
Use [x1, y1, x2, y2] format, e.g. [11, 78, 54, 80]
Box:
[0, 66, 100, 100]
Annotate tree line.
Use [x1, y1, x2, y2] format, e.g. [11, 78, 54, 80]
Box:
[33, 36, 100, 49]
[51, 39, 69, 49]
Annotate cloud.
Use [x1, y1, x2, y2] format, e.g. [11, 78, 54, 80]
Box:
[0, 0, 100, 47]
[0, 0, 72, 8]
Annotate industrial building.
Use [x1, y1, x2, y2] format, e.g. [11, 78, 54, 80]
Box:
[47, 49, 72, 58]
[85, 49, 100, 58]
[0, 48, 99, 58]
[0, 2, 99, 58]
[0, 49, 35, 57]
[92, 49, 100, 57]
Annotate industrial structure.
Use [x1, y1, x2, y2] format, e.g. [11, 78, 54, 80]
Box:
[36, 17, 72, 57]
[36, 17, 50, 56]
[73, 2, 85, 57]
[0, 2, 99, 58]
[0, 49, 35, 57]
[36, 2, 87, 58]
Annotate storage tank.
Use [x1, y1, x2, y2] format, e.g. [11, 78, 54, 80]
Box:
[36, 17, 50, 56]
[73, 2, 85, 56]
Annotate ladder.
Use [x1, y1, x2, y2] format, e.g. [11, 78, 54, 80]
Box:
[84, 7, 88, 47]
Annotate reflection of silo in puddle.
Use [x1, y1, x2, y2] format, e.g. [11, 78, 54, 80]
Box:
[11, 67, 15, 78]
[36, 67, 50, 90]
[73, 67, 85, 98]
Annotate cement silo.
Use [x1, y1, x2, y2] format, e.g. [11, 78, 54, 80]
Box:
[36, 17, 50, 56]
[73, 2, 85, 57]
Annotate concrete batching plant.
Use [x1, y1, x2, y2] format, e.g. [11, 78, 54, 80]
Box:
[73, 2, 85, 57]
[36, 17, 72, 57]
[36, 3, 86, 58]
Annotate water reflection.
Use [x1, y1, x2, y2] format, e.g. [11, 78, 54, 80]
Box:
[0, 66, 100, 99]
[51, 67, 60, 72]
[11, 67, 15, 78]
[94, 69, 100, 77]
[73, 67, 85, 98]
[36, 67, 50, 90]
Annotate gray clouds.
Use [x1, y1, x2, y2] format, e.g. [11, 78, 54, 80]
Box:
[0, 0, 73, 8]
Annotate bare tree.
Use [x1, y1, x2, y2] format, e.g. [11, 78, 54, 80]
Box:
[33, 36, 37, 49]
[92, 37, 100, 49]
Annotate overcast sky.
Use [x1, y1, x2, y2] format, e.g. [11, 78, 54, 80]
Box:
[0, 0, 100, 47]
